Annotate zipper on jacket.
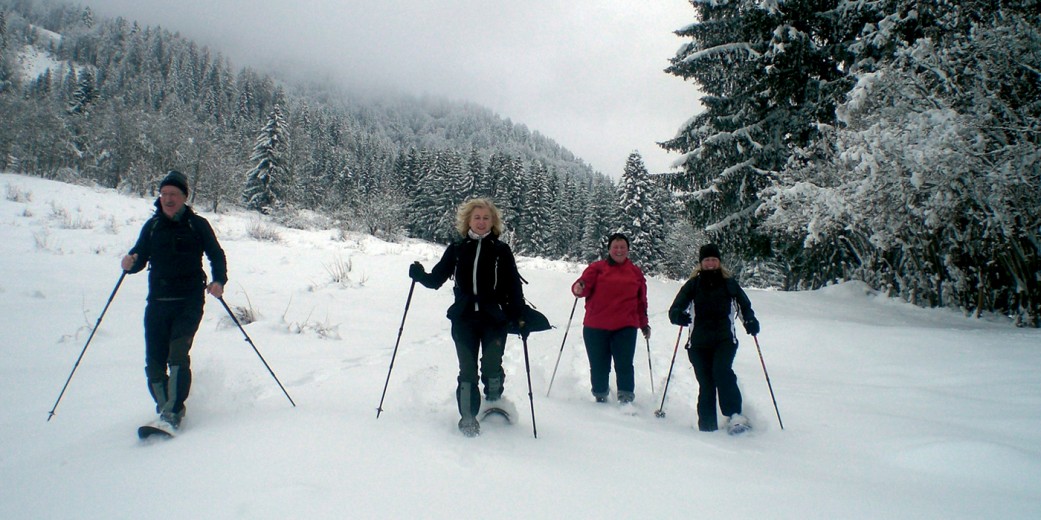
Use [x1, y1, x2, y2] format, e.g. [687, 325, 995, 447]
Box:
[472, 238, 482, 312]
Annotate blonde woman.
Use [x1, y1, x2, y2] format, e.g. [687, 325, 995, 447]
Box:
[668, 243, 760, 435]
[409, 198, 525, 437]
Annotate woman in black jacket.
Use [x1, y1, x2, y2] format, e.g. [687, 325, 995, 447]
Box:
[669, 244, 759, 435]
[409, 198, 524, 437]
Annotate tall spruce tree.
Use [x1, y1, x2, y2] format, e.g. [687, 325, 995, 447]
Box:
[617, 151, 668, 274]
[68, 68, 97, 114]
[663, 0, 854, 267]
[520, 159, 552, 256]
[580, 177, 620, 262]
[435, 149, 468, 242]
[243, 103, 291, 213]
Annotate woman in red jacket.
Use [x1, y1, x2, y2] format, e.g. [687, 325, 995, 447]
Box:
[571, 233, 650, 404]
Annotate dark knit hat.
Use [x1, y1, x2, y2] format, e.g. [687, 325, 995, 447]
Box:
[607, 232, 630, 248]
[699, 243, 722, 262]
[159, 170, 189, 196]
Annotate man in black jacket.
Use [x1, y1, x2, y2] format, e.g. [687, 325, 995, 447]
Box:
[121, 171, 227, 431]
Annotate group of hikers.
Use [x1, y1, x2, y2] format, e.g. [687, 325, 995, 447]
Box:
[120, 171, 760, 438]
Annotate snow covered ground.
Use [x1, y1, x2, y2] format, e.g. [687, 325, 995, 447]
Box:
[1, 172, 1039, 519]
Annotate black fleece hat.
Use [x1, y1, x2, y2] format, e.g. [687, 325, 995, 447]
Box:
[159, 170, 189, 196]
[699, 243, 722, 262]
[607, 232, 630, 248]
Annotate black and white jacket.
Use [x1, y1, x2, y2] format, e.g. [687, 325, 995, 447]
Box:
[416, 233, 524, 325]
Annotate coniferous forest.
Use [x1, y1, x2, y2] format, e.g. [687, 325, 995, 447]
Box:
[1, 0, 1038, 326]
[663, 0, 1040, 326]
[0, 0, 676, 267]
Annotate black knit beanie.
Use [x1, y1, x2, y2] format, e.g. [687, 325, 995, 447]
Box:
[607, 232, 630, 248]
[159, 170, 189, 196]
[699, 243, 722, 262]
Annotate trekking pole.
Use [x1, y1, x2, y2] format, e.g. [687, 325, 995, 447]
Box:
[654, 326, 687, 419]
[377, 279, 417, 418]
[47, 271, 127, 421]
[218, 296, 296, 407]
[753, 335, 784, 430]
[546, 297, 578, 397]
[521, 333, 538, 439]
[645, 334, 655, 395]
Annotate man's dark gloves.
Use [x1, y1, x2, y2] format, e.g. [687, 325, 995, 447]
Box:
[408, 262, 425, 281]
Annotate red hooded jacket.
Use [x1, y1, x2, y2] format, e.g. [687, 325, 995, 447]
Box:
[573, 258, 649, 331]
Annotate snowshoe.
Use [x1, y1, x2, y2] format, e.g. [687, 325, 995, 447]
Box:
[726, 414, 751, 436]
[138, 417, 177, 440]
[479, 397, 517, 425]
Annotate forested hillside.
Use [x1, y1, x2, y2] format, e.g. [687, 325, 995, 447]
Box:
[0, 0, 680, 269]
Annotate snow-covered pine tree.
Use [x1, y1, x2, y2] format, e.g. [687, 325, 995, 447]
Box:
[543, 169, 565, 258]
[68, 68, 97, 114]
[466, 148, 484, 198]
[554, 172, 583, 260]
[80, 7, 94, 29]
[663, 0, 854, 271]
[483, 152, 502, 200]
[760, 0, 1041, 325]
[519, 159, 551, 256]
[0, 9, 11, 93]
[434, 149, 468, 242]
[617, 151, 668, 274]
[243, 103, 291, 214]
[580, 177, 620, 262]
[494, 154, 525, 246]
[406, 149, 439, 240]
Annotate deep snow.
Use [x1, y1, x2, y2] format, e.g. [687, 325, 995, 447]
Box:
[1, 173, 1039, 519]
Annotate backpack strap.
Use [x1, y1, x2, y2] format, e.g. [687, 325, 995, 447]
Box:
[149, 211, 201, 242]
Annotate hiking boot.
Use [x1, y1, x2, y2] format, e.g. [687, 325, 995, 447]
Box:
[618, 392, 635, 404]
[485, 377, 503, 402]
[160, 408, 184, 430]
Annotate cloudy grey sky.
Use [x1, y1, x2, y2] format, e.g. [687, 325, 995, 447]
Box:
[80, 0, 703, 177]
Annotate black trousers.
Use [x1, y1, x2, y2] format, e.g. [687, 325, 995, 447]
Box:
[144, 296, 204, 415]
[687, 341, 741, 431]
[450, 317, 507, 418]
[582, 326, 637, 398]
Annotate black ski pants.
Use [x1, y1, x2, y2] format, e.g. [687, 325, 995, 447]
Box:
[687, 340, 742, 431]
[144, 295, 204, 415]
[450, 317, 507, 418]
[583, 326, 637, 399]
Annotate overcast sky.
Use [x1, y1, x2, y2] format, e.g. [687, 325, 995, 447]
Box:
[79, 0, 703, 177]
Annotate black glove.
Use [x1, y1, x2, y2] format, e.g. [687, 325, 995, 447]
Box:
[640, 325, 651, 340]
[744, 318, 760, 336]
[408, 262, 425, 281]
[670, 310, 692, 327]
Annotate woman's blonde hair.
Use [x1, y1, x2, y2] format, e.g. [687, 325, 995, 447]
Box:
[455, 198, 504, 237]
[689, 263, 733, 280]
